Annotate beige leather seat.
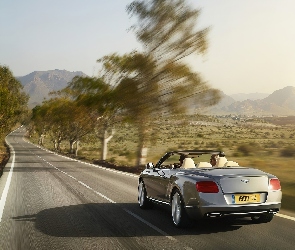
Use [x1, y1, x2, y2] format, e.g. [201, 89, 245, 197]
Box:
[215, 157, 228, 167]
[197, 162, 212, 168]
[181, 158, 196, 169]
[224, 161, 239, 167]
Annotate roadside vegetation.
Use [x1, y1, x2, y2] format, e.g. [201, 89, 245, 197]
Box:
[0, 66, 29, 176]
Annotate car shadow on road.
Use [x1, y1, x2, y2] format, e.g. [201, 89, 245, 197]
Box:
[11, 202, 254, 238]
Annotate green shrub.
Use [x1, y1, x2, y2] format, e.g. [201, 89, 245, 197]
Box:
[232, 151, 242, 157]
[265, 141, 278, 148]
[280, 146, 295, 157]
[109, 157, 116, 163]
[237, 144, 254, 156]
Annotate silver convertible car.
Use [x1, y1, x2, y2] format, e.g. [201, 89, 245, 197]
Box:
[138, 150, 282, 227]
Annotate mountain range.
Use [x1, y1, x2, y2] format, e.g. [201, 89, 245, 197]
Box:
[18, 70, 295, 116]
[229, 93, 269, 101]
[208, 86, 295, 116]
[17, 69, 86, 108]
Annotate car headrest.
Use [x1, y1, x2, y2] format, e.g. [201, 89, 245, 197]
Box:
[197, 162, 212, 168]
[224, 161, 239, 167]
[215, 157, 228, 167]
[181, 158, 196, 169]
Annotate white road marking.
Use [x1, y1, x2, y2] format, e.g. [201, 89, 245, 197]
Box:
[276, 213, 295, 221]
[123, 208, 177, 242]
[0, 139, 16, 222]
[24, 139, 138, 178]
[36, 154, 178, 241]
[24, 142, 179, 242]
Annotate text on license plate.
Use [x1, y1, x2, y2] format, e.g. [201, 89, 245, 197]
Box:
[232, 194, 260, 204]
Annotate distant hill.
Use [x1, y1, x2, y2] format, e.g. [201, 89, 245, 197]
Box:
[18, 69, 87, 108]
[230, 92, 269, 101]
[263, 86, 295, 110]
[18, 70, 295, 116]
[213, 86, 295, 116]
[205, 91, 236, 114]
[217, 91, 236, 107]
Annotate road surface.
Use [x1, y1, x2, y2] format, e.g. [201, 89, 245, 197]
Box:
[0, 127, 294, 249]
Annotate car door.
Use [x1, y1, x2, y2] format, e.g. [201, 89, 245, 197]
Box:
[145, 154, 178, 202]
[155, 168, 172, 203]
[144, 166, 171, 202]
[154, 157, 180, 203]
[142, 167, 160, 199]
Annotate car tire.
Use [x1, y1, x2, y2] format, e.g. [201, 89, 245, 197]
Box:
[171, 190, 191, 228]
[251, 213, 274, 223]
[138, 181, 152, 209]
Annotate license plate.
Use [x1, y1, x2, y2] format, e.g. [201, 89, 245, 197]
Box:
[232, 194, 260, 204]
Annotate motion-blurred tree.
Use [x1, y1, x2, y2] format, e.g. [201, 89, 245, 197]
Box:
[121, 0, 221, 164]
[61, 76, 121, 160]
[31, 96, 96, 155]
[0, 66, 28, 137]
[31, 104, 51, 146]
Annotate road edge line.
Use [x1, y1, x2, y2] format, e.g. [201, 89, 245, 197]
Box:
[0, 134, 16, 223]
[276, 213, 295, 222]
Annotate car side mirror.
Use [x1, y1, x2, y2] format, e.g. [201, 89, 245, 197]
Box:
[146, 162, 154, 169]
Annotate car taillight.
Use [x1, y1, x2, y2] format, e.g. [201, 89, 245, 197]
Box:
[196, 181, 219, 193]
[269, 178, 281, 190]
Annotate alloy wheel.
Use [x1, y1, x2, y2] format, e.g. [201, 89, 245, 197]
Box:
[138, 182, 145, 206]
[172, 192, 182, 226]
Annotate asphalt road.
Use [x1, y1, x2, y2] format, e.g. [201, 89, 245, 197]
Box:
[0, 127, 294, 250]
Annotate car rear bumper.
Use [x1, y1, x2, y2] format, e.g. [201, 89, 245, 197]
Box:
[185, 202, 281, 220]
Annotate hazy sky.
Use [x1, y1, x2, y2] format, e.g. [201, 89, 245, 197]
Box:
[1, 0, 295, 95]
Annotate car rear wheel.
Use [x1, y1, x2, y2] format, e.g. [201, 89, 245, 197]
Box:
[251, 213, 274, 223]
[138, 181, 152, 209]
[171, 190, 190, 228]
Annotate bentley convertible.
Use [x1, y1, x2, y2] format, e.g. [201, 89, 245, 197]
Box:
[138, 150, 282, 227]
